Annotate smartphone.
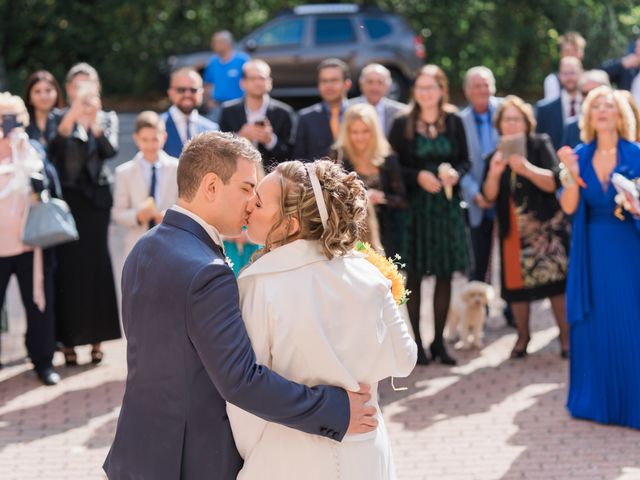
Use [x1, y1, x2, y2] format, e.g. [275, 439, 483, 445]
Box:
[254, 119, 266, 127]
[1, 114, 21, 136]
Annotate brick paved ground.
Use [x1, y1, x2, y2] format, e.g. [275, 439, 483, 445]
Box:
[1, 267, 639, 479]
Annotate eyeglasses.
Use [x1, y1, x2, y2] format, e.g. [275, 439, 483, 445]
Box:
[501, 116, 525, 123]
[172, 87, 201, 95]
[244, 75, 269, 82]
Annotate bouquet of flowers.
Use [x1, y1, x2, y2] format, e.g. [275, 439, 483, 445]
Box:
[355, 242, 410, 305]
[611, 173, 640, 220]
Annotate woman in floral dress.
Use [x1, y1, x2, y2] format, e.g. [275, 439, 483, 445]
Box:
[482, 96, 570, 358]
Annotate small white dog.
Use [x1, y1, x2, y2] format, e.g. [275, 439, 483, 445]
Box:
[446, 281, 495, 349]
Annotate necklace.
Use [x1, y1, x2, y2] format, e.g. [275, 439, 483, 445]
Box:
[596, 147, 617, 155]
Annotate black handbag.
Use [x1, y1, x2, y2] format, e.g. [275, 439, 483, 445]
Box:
[22, 189, 79, 249]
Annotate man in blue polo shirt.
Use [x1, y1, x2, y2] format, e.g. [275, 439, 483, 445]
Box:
[204, 31, 250, 123]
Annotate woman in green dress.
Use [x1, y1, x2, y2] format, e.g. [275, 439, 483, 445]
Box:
[389, 65, 470, 365]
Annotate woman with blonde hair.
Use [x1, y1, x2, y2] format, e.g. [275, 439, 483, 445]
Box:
[482, 95, 570, 359]
[330, 103, 407, 256]
[558, 86, 640, 429]
[388, 64, 470, 365]
[228, 159, 417, 479]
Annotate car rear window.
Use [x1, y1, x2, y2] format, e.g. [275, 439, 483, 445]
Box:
[315, 17, 355, 45]
[363, 18, 392, 40]
[255, 18, 304, 47]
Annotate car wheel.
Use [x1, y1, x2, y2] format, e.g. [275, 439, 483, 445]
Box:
[388, 69, 410, 102]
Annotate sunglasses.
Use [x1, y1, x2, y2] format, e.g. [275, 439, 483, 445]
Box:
[172, 87, 201, 95]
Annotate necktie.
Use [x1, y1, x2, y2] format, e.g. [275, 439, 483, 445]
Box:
[569, 99, 576, 117]
[330, 105, 340, 140]
[186, 119, 193, 141]
[149, 164, 157, 229]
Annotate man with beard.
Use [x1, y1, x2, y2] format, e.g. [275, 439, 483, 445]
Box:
[162, 68, 219, 158]
[535, 56, 583, 150]
[293, 58, 352, 161]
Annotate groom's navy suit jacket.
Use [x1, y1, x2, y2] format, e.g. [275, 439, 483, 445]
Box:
[104, 209, 349, 480]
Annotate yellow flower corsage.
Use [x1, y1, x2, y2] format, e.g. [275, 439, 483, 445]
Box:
[355, 242, 410, 305]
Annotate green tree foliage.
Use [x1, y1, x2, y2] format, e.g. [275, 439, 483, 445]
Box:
[1, 0, 638, 100]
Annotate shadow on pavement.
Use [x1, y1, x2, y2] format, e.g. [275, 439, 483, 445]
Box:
[0, 379, 124, 452]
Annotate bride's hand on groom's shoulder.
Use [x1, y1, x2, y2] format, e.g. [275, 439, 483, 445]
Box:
[346, 383, 378, 434]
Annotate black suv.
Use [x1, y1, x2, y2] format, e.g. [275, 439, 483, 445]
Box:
[165, 4, 425, 101]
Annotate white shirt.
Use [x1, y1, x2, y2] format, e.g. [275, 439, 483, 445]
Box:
[135, 153, 165, 205]
[244, 95, 278, 150]
[561, 89, 582, 120]
[543, 73, 561, 101]
[171, 204, 225, 253]
[373, 99, 386, 133]
[169, 105, 200, 144]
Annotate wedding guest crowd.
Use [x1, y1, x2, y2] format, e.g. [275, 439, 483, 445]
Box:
[2, 27, 640, 434]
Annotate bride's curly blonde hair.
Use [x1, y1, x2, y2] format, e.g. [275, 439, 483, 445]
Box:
[261, 159, 368, 259]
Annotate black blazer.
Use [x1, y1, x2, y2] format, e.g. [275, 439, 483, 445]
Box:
[293, 102, 334, 161]
[219, 97, 295, 170]
[388, 111, 470, 195]
[535, 96, 564, 150]
[26, 108, 64, 152]
[601, 57, 639, 91]
[49, 110, 118, 209]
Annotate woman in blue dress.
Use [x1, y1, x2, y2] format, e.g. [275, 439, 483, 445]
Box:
[559, 86, 640, 429]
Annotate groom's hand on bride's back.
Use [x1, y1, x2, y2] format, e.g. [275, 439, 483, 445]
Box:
[346, 383, 378, 434]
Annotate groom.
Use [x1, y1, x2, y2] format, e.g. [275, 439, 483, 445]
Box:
[103, 132, 377, 479]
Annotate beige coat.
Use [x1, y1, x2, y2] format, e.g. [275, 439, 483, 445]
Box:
[228, 239, 417, 480]
[111, 152, 178, 254]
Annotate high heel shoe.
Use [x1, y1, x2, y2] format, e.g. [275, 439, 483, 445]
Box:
[63, 348, 78, 366]
[510, 336, 530, 359]
[430, 343, 457, 365]
[91, 348, 104, 365]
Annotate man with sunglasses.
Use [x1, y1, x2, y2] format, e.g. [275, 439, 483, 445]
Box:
[162, 68, 219, 158]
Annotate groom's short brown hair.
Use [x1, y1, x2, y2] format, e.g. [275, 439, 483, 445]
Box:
[177, 131, 262, 201]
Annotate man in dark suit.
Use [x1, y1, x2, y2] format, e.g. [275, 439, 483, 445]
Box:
[536, 56, 583, 149]
[293, 58, 351, 161]
[161, 68, 219, 158]
[103, 132, 376, 480]
[601, 36, 640, 93]
[349, 63, 406, 137]
[219, 59, 294, 170]
[561, 69, 611, 148]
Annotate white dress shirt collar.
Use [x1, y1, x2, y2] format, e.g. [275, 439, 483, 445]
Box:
[244, 95, 270, 123]
[171, 204, 225, 253]
[561, 89, 582, 119]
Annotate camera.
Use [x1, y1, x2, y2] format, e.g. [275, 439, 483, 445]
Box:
[1, 113, 21, 136]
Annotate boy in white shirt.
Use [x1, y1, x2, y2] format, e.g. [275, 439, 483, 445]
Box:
[112, 111, 179, 255]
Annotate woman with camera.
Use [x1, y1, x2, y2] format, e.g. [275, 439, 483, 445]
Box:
[49, 63, 121, 366]
[0, 92, 60, 385]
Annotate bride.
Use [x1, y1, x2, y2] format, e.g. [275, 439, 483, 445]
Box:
[227, 159, 417, 479]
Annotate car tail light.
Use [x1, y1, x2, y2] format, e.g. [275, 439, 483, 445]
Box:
[414, 35, 426, 59]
